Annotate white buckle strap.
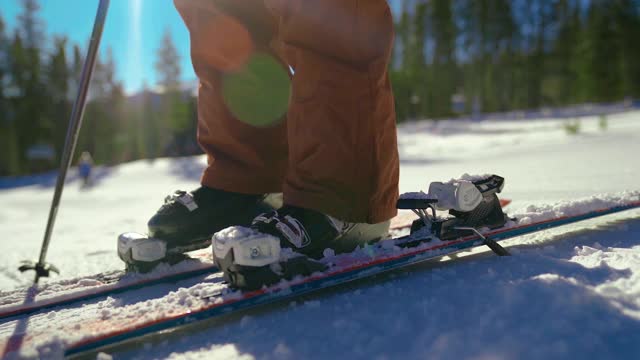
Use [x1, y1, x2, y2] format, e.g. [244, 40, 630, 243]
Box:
[176, 193, 198, 212]
[275, 215, 311, 249]
[253, 212, 312, 249]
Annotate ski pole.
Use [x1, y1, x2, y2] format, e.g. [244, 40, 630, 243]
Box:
[19, 0, 111, 284]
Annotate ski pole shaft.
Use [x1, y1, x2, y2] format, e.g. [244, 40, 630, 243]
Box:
[32, 0, 110, 282]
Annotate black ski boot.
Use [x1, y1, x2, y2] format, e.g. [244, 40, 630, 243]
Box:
[147, 187, 282, 252]
[118, 187, 281, 272]
[212, 205, 390, 290]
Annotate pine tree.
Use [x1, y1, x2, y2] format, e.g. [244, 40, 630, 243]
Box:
[429, 0, 457, 117]
[575, 0, 623, 102]
[457, 0, 491, 113]
[411, 1, 429, 118]
[0, 15, 6, 100]
[70, 44, 83, 96]
[46, 36, 71, 164]
[525, 0, 558, 108]
[11, 0, 52, 173]
[398, 0, 413, 71]
[141, 82, 160, 159]
[548, 0, 581, 105]
[17, 0, 43, 50]
[491, 0, 519, 111]
[155, 28, 190, 155]
[390, 0, 414, 122]
[155, 28, 181, 92]
[9, 32, 29, 169]
[79, 48, 126, 165]
[0, 13, 20, 175]
[613, 0, 640, 98]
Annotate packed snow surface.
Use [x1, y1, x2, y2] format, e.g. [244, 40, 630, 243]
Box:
[1, 111, 639, 359]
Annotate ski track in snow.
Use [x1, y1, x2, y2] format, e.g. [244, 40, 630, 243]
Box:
[1, 111, 639, 359]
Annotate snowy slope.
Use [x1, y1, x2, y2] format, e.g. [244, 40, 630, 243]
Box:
[1, 111, 639, 359]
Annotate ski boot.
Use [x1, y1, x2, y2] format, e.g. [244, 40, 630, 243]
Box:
[212, 205, 390, 290]
[118, 187, 282, 272]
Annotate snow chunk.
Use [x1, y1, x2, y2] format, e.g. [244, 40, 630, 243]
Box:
[399, 191, 431, 199]
[96, 352, 114, 360]
[165, 344, 253, 360]
[514, 191, 639, 225]
[448, 173, 493, 183]
[214, 226, 258, 241]
[76, 278, 104, 287]
[323, 248, 336, 258]
[274, 343, 292, 357]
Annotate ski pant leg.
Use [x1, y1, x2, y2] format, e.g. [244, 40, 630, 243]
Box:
[174, 0, 289, 195]
[268, 0, 399, 223]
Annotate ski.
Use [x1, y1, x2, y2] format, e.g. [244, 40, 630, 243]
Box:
[0, 193, 637, 358]
[0, 252, 215, 320]
[0, 205, 441, 321]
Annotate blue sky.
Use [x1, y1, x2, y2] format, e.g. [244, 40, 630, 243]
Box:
[1, 1, 403, 94]
[2, 0, 195, 93]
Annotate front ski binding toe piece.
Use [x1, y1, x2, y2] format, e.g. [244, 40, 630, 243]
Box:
[212, 227, 327, 290]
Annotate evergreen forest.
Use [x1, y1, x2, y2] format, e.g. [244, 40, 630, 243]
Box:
[0, 0, 638, 176]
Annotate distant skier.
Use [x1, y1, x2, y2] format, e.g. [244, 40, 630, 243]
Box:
[78, 151, 94, 187]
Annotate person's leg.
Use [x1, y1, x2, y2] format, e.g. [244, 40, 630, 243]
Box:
[268, 0, 399, 224]
[208, 1, 399, 285]
[174, 0, 288, 194]
[122, 1, 290, 270]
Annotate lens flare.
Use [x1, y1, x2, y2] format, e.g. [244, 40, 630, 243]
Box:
[222, 53, 291, 127]
[127, 0, 143, 94]
[195, 14, 254, 72]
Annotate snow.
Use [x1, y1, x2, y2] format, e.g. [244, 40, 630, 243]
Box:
[515, 191, 639, 224]
[1, 111, 640, 359]
[398, 191, 431, 200]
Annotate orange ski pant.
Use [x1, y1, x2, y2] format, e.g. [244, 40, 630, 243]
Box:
[174, 0, 399, 224]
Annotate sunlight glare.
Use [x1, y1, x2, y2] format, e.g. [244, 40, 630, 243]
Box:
[126, 0, 144, 95]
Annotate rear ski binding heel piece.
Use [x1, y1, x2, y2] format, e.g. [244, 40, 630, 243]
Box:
[397, 174, 511, 256]
[117, 232, 209, 273]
